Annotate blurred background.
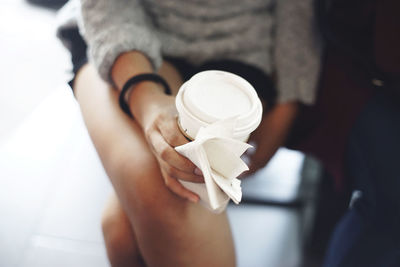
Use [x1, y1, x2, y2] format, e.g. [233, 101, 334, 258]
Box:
[0, 1, 338, 266]
[0, 0, 70, 141]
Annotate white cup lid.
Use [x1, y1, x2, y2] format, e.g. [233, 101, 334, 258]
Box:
[183, 72, 253, 123]
[176, 70, 263, 139]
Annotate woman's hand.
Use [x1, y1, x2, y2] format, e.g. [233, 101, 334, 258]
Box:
[141, 93, 204, 203]
[243, 102, 299, 176]
[244, 118, 279, 175]
[111, 52, 203, 203]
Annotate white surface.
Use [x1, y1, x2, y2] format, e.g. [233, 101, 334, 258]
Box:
[0, 0, 70, 141]
[242, 148, 305, 202]
[228, 204, 301, 267]
[0, 86, 110, 267]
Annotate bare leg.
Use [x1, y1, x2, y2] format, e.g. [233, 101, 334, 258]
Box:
[102, 193, 145, 267]
[74, 63, 236, 267]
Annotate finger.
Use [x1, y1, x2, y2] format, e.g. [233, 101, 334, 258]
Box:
[248, 159, 265, 174]
[245, 166, 258, 175]
[158, 117, 190, 147]
[238, 169, 252, 179]
[148, 131, 198, 174]
[159, 160, 204, 183]
[246, 151, 267, 174]
[161, 170, 200, 203]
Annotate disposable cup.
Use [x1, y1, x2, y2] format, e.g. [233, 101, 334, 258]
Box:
[175, 70, 263, 212]
[175, 70, 263, 141]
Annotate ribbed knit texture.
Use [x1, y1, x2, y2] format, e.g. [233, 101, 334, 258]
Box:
[77, 0, 321, 105]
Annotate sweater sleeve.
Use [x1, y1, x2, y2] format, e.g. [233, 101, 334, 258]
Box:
[274, 0, 323, 105]
[80, 0, 162, 82]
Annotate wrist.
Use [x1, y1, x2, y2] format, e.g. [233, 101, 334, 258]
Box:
[128, 82, 170, 128]
[111, 51, 154, 91]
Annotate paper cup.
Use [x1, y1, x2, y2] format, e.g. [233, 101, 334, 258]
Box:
[176, 70, 263, 141]
[175, 70, 263, 213]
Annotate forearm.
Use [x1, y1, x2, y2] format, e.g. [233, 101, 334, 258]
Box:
[111, 51, 169, 129]
[261, 101, 298, 152]
[80, 0, 162, 81]
[248, 101, 299, 172]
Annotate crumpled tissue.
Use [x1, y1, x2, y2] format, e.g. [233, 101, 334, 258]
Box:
[175, 119, 251, 213]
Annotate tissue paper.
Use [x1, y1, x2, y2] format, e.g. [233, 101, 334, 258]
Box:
[175, 119, 251, 213]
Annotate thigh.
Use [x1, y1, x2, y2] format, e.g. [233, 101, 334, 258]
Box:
[74, 63, 235, 267]
[102, 193, 145, 266]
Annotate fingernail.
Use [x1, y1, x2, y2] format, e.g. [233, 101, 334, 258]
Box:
[194, 167, 203, 176]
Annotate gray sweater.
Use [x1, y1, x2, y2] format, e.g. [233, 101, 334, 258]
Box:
[64, 0, 321, 104]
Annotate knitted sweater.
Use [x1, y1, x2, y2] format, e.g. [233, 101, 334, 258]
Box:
[60, 0, 322, 104]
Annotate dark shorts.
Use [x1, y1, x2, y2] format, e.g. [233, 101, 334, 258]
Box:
[59, 27, 277, 109]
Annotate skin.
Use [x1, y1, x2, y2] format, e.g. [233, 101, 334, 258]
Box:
[246, 101, 299, 175]
[73, 51, 298, 267]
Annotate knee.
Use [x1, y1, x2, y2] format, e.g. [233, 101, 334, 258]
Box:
[107, 148, 190, 227]
[131, 167, 190, 226]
